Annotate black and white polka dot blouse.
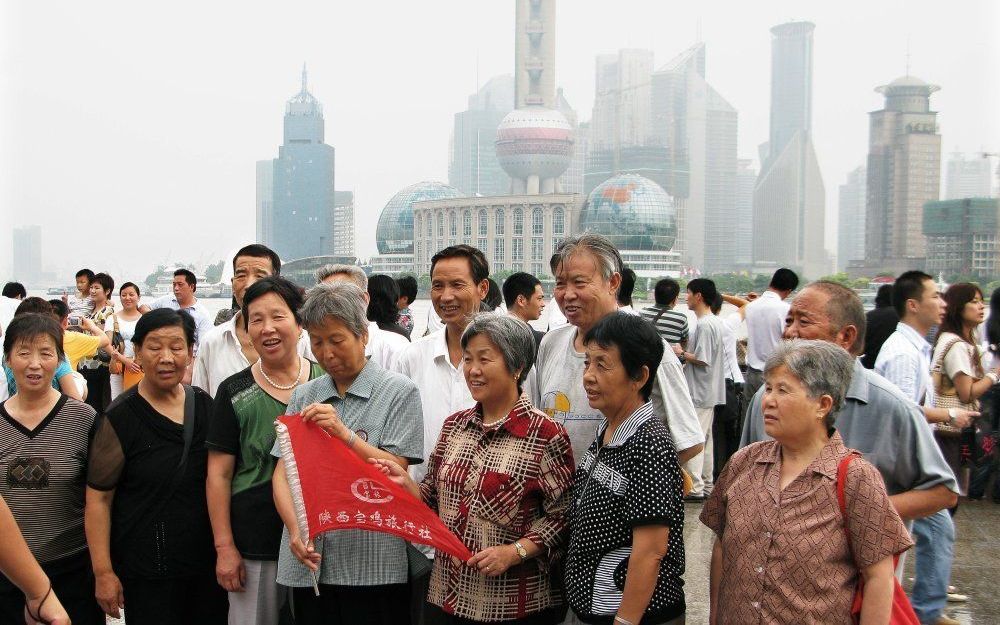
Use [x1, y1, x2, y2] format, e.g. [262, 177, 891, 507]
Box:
[564, 402, 686, 624]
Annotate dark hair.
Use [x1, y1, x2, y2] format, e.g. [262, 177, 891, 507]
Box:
[396, 276, 418, 305]
[119, 282, 141, 296]
[502, 272, 542, 309]
[653, 278, 681, 307]
[430, 245, 489, 285]
[485, 278, 503, 311]
[987, 288, 1000, 356]
[133, 308, 196, 349]
[233, 244, 281, 276]
[874, 284, 894, 308]
[687, 278, 719, 307]
[174, 268, 197, 288]
[92, 272, 114, 295]
[770, 268, 799, 292]
[366, 274, 401, 326]
[617, 267, 636, 307]
[2, 282, 26, 299]
[242, 276, 304, 331]
[14, 297, 53, 318]
[709, 291, 724, 315]
[47, 299, 69, 321]
[76, 268, 95, 282]
[891, 271, 933, 318]
[584, 313, 664, 401]
[938, 283, 984, 346]
[3, 313, 66, 363]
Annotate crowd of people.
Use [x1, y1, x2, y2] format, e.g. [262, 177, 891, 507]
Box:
[0, 236, 998, 625]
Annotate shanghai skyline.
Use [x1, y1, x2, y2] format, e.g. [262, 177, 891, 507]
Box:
[2, 0, 998, 281]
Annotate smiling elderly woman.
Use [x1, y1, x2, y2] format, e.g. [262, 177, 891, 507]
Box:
[270, 281, 424, 625]
[701, 339, 914, 625]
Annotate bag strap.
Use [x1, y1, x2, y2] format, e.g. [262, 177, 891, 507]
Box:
[178, 385, 196, 470]
[837, 452, 898, 568]
[932, 337, 964, 373]
[652, 305, 669, 325]
[112, 311, 120, 334]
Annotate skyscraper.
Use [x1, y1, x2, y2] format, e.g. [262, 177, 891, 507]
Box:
[837, 166, 867, 271]
[333, 191, 355, 257]
[753, 21, 827, 279]
[734, 160, 756, 267]
[449, 75, 514, 197]
[648, 43, 738, 273]
[262, 66, 336, 261]
[12, 225, 42, 285]
[945, 152, 993, 199]
[590, 49, 655, 153]
[255, 160, 273, 246]
[864, 75, 941, 273]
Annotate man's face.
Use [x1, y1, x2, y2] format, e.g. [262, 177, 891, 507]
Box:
[520, 284, 546, 321]
[232, 255, 274, 308]
[909, 278, 946, 329]
[76, 276, 90, 295]
[553, 251, 619, 332]
[783, 287, 851, 351]
[173, 276, 195, 303]
[430, 257, 486, 328]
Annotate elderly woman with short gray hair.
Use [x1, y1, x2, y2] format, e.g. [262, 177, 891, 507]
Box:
[375, 313, 575, 624]
[701, 339, 913, 625]
[270, 281, 424, 625]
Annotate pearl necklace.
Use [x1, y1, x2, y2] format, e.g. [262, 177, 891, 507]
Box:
[258, 357, 304, 390]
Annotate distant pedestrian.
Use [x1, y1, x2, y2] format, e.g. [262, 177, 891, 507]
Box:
[78, 272, 117, 412]
[65, 268, 96, 322]
[395, 275, 418, 336]
[861, 283, 899, 369]
[368, 274, 410, 341]
[106, 282, 144, 400]
[640, 278, 689, 349]
[617, 267, 640, 315]
[484, 277, 504, 312]
[742, 267, 798, 404]
[147, 269, 215, 352]
[502, 271, 546, 348]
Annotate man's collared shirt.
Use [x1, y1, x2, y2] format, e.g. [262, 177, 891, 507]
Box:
[744, 291, 789, 370]
[740, 358, 958, 497]
[192, 315, 312, 397]
[150, 295, 214, 350]
[874, 322, 933, 405]
[395, 328, 475, 484]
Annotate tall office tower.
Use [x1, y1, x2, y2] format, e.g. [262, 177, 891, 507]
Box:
[449, 75, 514, 197]
[497, 0, 573, 195]
[648, 43, 738, 272]
[556, 88, 585, 194]
[255, 160, 274, 245]
[752, 21, 827, 279]
[266, 66, 336, 260]
[12, 225, 42, 284]
[734, 160, 757, 266]
[945, 152, 993, 199]
[837, 166, 867, 271]
[590, 49, 655, 152]
[864, 75, 941, 272]
[332, 191, 355, 257]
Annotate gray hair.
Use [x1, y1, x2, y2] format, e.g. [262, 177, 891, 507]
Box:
[460, 313, 536, 392]
[764, 339, 855, 430]
[300, 281, 369, 338]
[549, 233, 623, 282]
[315, 264, 368, 290]
[802, 281, 867, 356]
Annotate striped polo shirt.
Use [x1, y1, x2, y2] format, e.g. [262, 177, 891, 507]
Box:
[640, 305, 689, 345]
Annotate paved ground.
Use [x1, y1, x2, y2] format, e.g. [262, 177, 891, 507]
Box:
[108, 499, 1000, 624]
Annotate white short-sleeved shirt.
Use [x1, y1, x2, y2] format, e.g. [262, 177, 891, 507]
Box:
[149, 295, 214, 350]
[528, 320, 704, 465]
[720, 313, 745, 384]
[366, 322, 409, 372]
[744, 291, 790, 370]
[393, 328, 474, 484]
[0, 296, 21, 335]
[104, 314, 139, 360]
[685, 314, 727, 408]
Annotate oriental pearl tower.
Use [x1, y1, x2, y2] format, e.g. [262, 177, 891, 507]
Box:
[495, 0, 574, 195]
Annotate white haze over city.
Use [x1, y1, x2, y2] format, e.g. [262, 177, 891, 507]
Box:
[1, 0, 998, 281]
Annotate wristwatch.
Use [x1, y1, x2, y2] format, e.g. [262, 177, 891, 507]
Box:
[513, 541, 528, 562]
[948, 408, 958, 427]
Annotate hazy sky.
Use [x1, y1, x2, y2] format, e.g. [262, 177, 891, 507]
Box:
[2, 0, 998, 283]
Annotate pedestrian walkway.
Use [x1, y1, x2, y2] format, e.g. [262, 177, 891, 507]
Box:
[108, 500, 1000, 624]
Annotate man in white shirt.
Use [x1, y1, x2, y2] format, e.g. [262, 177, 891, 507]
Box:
[678, 279, 727, 498]
[743, 267, 798, 405]
[875, 270, 976, 625]
[711, 293, 745, 481]
[315, 264, 409, 371]
[193, 244, 314, 397]
[529, 233, 703, 467]
[147, 268, 215, 350]
[502, 271, 546, 348]
[0, 282, 26, 337]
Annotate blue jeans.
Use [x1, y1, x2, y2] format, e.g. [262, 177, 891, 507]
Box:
[910, 509, 955, 624]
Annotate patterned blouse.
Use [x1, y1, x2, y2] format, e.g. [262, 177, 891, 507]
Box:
[700, 432, 913, 625]
[421, 396, 575, 621]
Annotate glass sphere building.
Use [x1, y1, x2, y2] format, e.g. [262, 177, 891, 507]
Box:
[579, 173, 680, 277]
[375, 181, 463, 255]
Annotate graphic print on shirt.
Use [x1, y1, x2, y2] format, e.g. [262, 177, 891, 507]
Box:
[7, 457, 50, 489]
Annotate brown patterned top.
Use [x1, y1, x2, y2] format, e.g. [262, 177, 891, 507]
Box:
[700, 432, 913, 625]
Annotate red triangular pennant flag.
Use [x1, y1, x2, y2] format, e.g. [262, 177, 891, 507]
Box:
[275, 414, 473, 563]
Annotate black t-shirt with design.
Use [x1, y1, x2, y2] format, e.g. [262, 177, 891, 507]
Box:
[205, 363, 324, 560]
[87, 386, 215, 580]
[564, 402, 686, 624]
